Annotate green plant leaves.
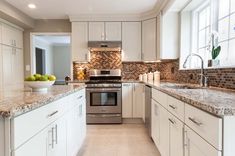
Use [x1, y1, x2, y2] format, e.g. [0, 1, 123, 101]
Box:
[212, 46, 221, 60]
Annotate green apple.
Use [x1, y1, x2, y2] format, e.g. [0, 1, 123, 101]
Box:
[48, 75, 56, 81]
[40, 75, 49, 81]
[34, 74, 42, 81]
[25, 75, 36, 81]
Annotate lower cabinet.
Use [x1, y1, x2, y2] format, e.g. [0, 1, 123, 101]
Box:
[13, 129, 47, 156]
[168, 113, 184, 156]
[151, 99, 160, 147]
[122, 83, 144, 119]
[184, 126, 222, 156]
[12, 89, 86, 156]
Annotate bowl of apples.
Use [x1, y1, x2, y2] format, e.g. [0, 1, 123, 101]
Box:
[25, 74, 56, 92]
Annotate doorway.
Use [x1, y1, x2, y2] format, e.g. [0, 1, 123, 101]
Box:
[35, 48, 46, 75]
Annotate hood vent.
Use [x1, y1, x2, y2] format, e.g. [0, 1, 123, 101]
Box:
[88, 41, 122, 52]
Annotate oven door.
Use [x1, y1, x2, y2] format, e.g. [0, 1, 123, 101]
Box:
[86, 87, 121, 114]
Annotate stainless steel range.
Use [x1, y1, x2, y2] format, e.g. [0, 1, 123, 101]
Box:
[86, 69, 122, 124]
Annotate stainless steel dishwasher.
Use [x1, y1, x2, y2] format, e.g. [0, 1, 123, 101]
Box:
[145, 85, 152, 137]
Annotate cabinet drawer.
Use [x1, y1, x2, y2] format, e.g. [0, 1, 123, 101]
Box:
[152, 89, 167, 108]
[185, 104, 222, 150]
[185, 126, 222, 156]
[12, 94, 74, 149]
[167, 96, 184, 121]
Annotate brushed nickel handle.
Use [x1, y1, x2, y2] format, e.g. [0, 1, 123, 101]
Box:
[188, 117, 203, 126]
[47, 111, 59, 118]
[55, 124, 58, 145]
[169, 105, 177, 109]
[77, 95, 83, 100]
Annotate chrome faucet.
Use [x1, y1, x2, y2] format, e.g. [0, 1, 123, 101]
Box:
[183, 53, 208, 87]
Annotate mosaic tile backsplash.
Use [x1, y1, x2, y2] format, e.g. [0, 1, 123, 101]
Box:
[73, 51, 235, 90]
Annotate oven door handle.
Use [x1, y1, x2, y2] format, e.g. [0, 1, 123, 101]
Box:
[86, 88, 121, 92]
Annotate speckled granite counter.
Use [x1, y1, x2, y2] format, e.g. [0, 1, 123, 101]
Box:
[145, 81, 235, 117]
[0, 84, 86, 118]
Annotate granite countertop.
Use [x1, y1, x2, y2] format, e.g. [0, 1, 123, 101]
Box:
[0, 84, 86, 118]
[145, 81, 235, 117]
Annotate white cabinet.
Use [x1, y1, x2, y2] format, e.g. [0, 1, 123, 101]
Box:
[156, 12, 179, 60]
[0, 23, 2, 44]
[122, 83, 133, 118]
[13, 128, 47, 156]
[133, 83, 144, 118]
[184, 126, 222, 156]
[159, 105, 170, 156]
[47, 117, 67, 156]
[89, 22, 105, 41]
[88, 22, 121, 41]
[72, 22, 89, 62]
[105, 22, 122, 41]
[151, 99, 160, 147]
[2, 23, 23, 49]
[2, 45, 23, 89]
[122, 83, 144, 119]
[122, 22, 142, 62]
[12, 90, 86, 156]
[168, 113, 184, 156]
[142, 18, 157, 61]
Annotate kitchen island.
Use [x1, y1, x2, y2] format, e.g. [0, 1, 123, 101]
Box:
[0, 84, 86, 156]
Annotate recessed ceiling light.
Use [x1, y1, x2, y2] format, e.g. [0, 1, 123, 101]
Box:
[28, 4, 36, 9]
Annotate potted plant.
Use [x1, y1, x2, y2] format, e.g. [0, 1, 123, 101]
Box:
[208, 32, 221, 67]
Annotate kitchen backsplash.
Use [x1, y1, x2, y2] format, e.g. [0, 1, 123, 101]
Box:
[73, 51, 235, 90]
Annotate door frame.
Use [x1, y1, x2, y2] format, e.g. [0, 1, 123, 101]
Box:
[30, 32, 72, 78]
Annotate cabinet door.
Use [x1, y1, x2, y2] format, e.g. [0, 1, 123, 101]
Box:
[2, 45, 13, 87]
[72, 22, 89, 62]
[2, 24, 22, 48]
[151, 99, 160, 147]
[47, 117, 67, 156]
[159, 105, 169, 156]
[133, 83, 144, 118]
[89, 22, 105, 41]
[184, 126, 222, 156]
[0, 45, 2, 90]
[105, 22, 121, 41]
[168, 113, 184, 156]
[122, 22, 142, 61]
[13, 128, 47, 156]
[14, 29, 23, 49]
[122, 83, 133, 118]
[142, 18, 157, 61]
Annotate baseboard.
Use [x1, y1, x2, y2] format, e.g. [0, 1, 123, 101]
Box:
[122, 118, 144, 124]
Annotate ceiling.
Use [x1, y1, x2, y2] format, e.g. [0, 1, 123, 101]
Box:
[5, 0, 159, 19]
[35, 35, 70, 45]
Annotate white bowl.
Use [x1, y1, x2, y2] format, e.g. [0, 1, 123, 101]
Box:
[25, 81, 55, 92]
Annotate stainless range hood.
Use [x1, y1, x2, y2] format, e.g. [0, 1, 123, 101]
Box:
[88, 41, 122, 52]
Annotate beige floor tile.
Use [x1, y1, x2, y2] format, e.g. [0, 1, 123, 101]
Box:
[78, 124, 161, 156]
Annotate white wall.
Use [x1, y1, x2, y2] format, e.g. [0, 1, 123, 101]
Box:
[33, 37, 54, 75]
[52, 45, 71, 81]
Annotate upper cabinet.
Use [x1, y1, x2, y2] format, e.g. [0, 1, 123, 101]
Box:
[122, 22, 142, 62]
[0, 23, 2, 44]
[142, 18, 157, 61]
[2, 23, 23, 49]
[88, 22, 121, 41]
[72, 22, 89, 62]
[157, 12, 179, 60]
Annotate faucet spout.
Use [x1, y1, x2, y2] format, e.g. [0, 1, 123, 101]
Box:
[183, 53, 205, 87]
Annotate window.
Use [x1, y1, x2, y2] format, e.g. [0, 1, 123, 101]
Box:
[180, 0, 235, 69]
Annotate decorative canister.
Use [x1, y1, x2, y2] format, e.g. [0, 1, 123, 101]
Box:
[143, 73, 148, 82]
[139, 74, 143, 81]
[154, 71, 160, 83]
[147, 72, 154, 81]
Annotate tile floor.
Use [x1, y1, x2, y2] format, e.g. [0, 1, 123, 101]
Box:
[78, 124, 161, 156]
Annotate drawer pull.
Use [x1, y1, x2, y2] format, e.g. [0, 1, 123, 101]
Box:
[169, 105, 177, 109]
[77, 95, 83, 99]
[47, 111, 59, 118]
[169, 118, 175, 124]
[188, 117, 203, 126]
